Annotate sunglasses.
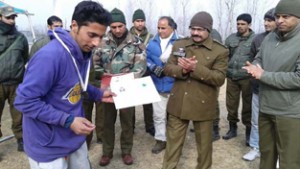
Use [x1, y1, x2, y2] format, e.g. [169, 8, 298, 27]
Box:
[5, 15, 17, 20]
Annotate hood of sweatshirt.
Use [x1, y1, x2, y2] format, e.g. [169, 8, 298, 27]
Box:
[48, 27, 91, 63]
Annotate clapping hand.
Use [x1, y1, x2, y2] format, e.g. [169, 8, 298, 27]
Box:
[242, 61, 264, 79]
[178, 56, 198, 74]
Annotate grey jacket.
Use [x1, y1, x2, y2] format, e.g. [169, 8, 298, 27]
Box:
[249, 32, 270, 94]
[254, 24, 300, 118]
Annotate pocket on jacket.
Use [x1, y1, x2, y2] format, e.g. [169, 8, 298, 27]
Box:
[30, 121, 55, 146]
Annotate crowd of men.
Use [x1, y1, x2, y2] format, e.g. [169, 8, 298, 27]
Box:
[1, 0, 300, 168]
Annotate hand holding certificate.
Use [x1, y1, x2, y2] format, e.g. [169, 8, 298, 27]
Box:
[101, 73, 161, 109]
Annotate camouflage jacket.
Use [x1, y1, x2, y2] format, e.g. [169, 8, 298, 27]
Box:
[129, 26, 153, 46]
[93, 31, 146, 78]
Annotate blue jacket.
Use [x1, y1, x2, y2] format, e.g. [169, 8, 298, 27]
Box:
[147, 33, 178, 93]
[14, 28, 103, 162]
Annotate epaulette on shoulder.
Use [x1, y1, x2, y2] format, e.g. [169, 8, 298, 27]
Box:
[175, 36, 189, 41]
[213, 39, 227, 49]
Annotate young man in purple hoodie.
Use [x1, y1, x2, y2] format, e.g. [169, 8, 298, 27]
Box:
[14, 1, 113, 168]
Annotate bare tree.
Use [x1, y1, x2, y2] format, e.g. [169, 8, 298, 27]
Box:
[245, 0, 259, 32]
[140, 0, 157, 34]
[172, 0, 192, 36]
[224, 0, 239, 38]
[215, 0, 225, 41]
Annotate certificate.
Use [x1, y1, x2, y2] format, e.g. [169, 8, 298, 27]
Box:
[100, 73, 134, 103]
[110, 75, 161, 109]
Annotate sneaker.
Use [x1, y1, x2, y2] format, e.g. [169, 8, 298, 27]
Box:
[242, 148, 260, 161]
[17, 139, 24, 152]
[276, 159, 279, 169]
[151, 140, 166, 154]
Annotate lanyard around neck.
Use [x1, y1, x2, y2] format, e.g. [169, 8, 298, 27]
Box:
[52, 30, 90, 92]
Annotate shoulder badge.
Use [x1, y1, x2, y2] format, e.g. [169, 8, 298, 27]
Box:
[172, 47, 186, 57]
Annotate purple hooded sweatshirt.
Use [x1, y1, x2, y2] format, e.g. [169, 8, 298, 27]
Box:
[14, 28, 103, 162]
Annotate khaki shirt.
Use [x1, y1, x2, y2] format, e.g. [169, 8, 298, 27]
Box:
[164, 37, 228, 121]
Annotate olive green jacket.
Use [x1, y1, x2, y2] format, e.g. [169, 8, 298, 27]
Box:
[164, 37, 229, 121]
[225, 30, 255, 80]
[29, 36, 50, 59]
[0, 22, 28, 85]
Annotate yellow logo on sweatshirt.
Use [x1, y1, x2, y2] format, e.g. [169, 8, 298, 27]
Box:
[62, 83, 82, 104]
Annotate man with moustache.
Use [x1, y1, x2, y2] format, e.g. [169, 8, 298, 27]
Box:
[243, 0, 300, 168]
[94, 8, 146, 166]
[162, 11, 228, 169]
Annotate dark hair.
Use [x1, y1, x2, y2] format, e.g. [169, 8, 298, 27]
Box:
[47, 15, 62, 26]
[71, 0, 111, 28]
[159, 16, 177, 30]
[236, 13, 252, 24]
[264, 8, 275, 21]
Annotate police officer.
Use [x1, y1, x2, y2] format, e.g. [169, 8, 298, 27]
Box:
[162, 11, 228, 169]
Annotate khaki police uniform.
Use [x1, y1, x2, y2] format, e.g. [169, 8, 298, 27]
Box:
[162, 37, 228, 169]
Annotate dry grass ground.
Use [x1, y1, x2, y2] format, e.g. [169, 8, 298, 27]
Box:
[0, 84, 260, 169]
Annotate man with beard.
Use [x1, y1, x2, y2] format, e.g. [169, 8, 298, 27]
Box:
[129, 9, 155, 137]
[223, 13, 255, 146]
[0, 6, 28, 152]
[162, 11, 228, 169]
[94, 8, 146, 166]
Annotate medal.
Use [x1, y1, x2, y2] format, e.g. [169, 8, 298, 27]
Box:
[52, 30, 91, 94]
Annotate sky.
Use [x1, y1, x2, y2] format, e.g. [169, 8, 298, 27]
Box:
[4, 0, 95, 30]
[3, 0, 280, 40]
[4, 0, 175, 31]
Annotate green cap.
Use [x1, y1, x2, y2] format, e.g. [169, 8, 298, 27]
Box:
[110, 8, 126, 24]
[275, 0, 300, 18]
[132, 9, 145, 22]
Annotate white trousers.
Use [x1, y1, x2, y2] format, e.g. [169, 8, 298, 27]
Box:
[153, 94, 169, 141]
[28, 142, 90, 169]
